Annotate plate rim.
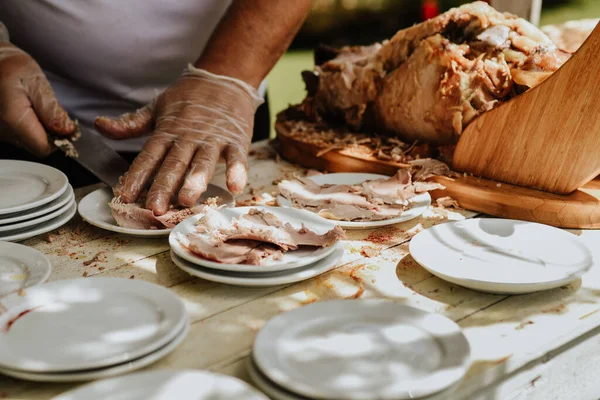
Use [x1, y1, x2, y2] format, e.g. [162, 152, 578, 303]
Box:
[0, 196, 75, 233]
[0, 277, 188, 373]
[52, 366, 268, 399]
[78, 185, 234, 237]
[170, 243, 344, 287]
[0, 185, 74, 225]
[0, 202, 77, 242]
[276, 172, 430, 229]
[408, 218, 594, 291]
[253, 299, 471, 400]
[0, 160, 69, 215]
[0, 317, 190, 383]
[169, 205, 341, 272]
[0, 242, 52, 297]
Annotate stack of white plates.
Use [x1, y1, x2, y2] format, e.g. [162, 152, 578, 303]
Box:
[248, 300, 471, 400]
[52, 369, 269, 400]
[0, 277, 189, 382]
[0, 160, 76, 242]
[168, 206, 345, 287]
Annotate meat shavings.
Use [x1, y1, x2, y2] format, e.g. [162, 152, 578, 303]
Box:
[436, 196, 460, 209]
[360, 246, 381, 258]
[278, 167, 447, 222]
[178, 207, 345, 265]
[110, 192, 224, 230]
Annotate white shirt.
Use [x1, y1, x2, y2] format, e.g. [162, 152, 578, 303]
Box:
[0, 1, 266, 152]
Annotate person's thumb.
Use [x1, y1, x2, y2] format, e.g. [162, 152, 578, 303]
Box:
[95, 103, 153, 140]
[23, 74, 77, 136]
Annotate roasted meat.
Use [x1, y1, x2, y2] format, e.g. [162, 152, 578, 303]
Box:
[278, 168, 445, 222]
[297, 1, 571, 145]
[179, 207, 345, 265]
[110, 194, 220, 230]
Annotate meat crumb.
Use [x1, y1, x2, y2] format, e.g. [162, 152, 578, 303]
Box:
[515, 320, 534, 330]
[436, 196, 460, 209]
[98, 267, 105, 271]
[82, 251, 108, 266]
[129, 275, 135, 279]
[82, 272, 89, 277]
[360, 246, 381, 258]
[18, 289, 25, 297]
[44, 232, 58, 243]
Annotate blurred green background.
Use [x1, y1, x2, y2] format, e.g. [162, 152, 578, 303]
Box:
[265, 0, 600, 137]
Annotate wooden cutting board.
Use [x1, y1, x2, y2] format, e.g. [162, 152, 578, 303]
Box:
[276, 125, 600, 229]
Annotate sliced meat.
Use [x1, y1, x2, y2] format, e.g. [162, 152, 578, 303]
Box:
[277, 169, 445, 222]
[182, 234, 282, 265]
[207, 208, 345, 250]
[110, 195, 219, 230]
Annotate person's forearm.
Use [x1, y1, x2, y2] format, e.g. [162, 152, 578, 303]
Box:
[195, 0, 312, 88]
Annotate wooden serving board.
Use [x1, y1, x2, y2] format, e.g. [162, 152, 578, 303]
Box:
[276, 125, 600, 229]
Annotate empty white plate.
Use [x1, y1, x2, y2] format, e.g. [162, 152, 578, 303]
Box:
[0, 277, 187, 373]
[0, 318, 190, 383]
[0, 185, 74, 226]
[170, 206, 342, 272]
[277, 173, 431, 229]
[0, 160, 69, 215]
[409, 219, 595, 294]
[0, 202, 77, 242]
[253, 300, 471, 400]
[0, 242, 52, 298]
[170, 243, 343, 287]
[0, 197, 75, 233]
[52, 369, 269, 399]
[78, 185, 235, 237]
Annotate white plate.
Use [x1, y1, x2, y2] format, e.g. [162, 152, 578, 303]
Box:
[0, 185, 74, 226]
[277, 173, 430, 229]
[409, 219, 595, 294]
[247, 355, 304, 400]
[253, 299, 471, 400]
[170, 243, 343, 287]
[0, 160, 69, 215]
[78, 186, 235, 237]
[0, 277, 188, 373]
[0, 242, 52, 298]
[0, 202, 77, 242]
[170, 206, 340, 272]
[52, 368, 269, 400]
[0, 318, 190, 383]
[0, 197, 75, 233]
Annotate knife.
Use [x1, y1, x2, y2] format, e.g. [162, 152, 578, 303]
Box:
[51, 124, 131, 188]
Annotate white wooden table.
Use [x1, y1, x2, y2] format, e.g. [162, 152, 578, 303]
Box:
[2, 141, 600, 400]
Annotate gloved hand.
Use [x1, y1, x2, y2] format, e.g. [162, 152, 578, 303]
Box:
[95, 64, 264, 215]
[0, 41, 77, 156]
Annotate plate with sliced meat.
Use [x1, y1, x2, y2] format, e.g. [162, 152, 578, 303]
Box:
[277, 172, 432, 229]
[78, 185, 234, 237]
[169, 206, 345, 272]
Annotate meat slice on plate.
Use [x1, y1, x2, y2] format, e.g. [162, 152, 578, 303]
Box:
[110, 193, 220, 230]
[297, 1, 570, 145]
[178, 234, 282, 265]
[178, 207, 345, 265]
[277, 169, 441, 222]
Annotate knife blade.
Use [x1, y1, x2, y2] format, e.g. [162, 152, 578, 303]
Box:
[51, 125, 131, 188]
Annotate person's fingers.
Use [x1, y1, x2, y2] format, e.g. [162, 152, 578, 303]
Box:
[113, 133, 174, 203]
[224, 144, 248, 194]
[95, 103, 153, 140]
[145, 138, 198, 215]
[23, 75, 76, 136]
[3, 106, 53, 157]
[177, 139, 223, 207]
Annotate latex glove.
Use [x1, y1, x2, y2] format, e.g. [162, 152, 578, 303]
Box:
[95, 64, 263, 215]
[0, 41, 77, 156]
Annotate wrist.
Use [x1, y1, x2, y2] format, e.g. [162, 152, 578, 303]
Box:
[194, 54, 265, 89]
